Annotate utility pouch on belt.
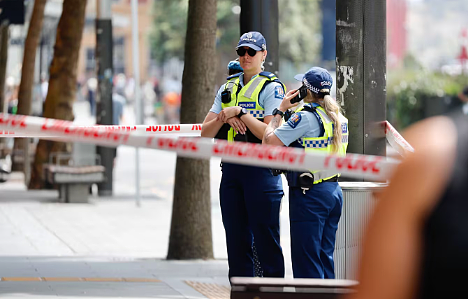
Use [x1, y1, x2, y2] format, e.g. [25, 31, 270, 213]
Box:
[298, 172, 314, 194]
[286, 171, 315, 193]
[271, 169, 285, 176]
[298, 173, 314, 188]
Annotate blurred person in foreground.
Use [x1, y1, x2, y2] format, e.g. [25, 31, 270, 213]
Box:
[346, 110, 468, 299]
[263, 67, 348, 278]
[201, 31, 286, 279]
[458, 86, 468, 115]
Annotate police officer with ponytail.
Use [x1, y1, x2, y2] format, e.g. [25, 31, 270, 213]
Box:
[201, 32, 286, 280]
[263, 67, 349, 279]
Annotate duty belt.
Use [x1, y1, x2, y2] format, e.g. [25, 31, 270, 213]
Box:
[287, 171, 339, 194]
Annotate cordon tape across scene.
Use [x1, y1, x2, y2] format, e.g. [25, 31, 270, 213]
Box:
[0, 113, 410, 182]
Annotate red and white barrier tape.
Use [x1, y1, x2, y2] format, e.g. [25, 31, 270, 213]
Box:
[0, 113, 399, 181]
[1, 117, 414, 160]
[0, 123, 202, 137]
[385, 121, 414, 157]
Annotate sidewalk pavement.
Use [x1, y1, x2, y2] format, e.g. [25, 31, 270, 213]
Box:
[0, 172, 294, 299]
[0, 257, 229, 299]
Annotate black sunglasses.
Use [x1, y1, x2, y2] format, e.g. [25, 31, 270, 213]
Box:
[236, 47, 258, 57]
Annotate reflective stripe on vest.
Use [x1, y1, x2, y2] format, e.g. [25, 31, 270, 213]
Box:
[297, 105, 349, 184]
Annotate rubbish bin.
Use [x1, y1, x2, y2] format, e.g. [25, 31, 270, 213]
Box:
[335, 182, 387, 279]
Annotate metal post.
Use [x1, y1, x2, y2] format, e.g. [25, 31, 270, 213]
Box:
[95, 0, 114, 196]
[321, 0, 336, 70]
[131, 0, 141, 207]
[336, 0, 386, 159]
[240, 0, 279, 75]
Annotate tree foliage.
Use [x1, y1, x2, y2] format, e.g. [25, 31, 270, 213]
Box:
[387, 70, 467, 130]
[215, 0, 240, 54]
[150, 0, 189, 64]
[149, 0, 321, 67]
[278, 0, 321, 67]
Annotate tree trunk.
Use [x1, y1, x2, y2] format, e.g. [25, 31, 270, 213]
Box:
[0, 23, 8, 114]
[29, 0, 87, 190]
[0, 23, 9, 151]
[16, 0, 47, 117]
[167, 0, 217, 260]
[12, 0, 47, 182]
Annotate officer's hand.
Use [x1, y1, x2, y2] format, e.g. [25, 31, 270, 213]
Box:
[226, 117, 246, 135]
[218, 106, 241, 123]
[279, 89, 300, 111]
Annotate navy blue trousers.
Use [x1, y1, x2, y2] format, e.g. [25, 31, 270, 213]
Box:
[220, 163, 285, 279]
[289, 182, 343, 278]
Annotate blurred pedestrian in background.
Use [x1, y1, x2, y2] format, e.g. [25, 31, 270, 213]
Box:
[152, 77, 164, 124]
[40, 73, 48, 103]
[163, 91, 180, 124]
[112, 89, 125, 126]
[111, 88, 126, 169]
[114, 73, 127, 99]
[6, 78, 19, 115]
[87, 77, 97, 116]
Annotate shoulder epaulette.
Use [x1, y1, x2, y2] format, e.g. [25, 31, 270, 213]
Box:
[301, 104, 317, 113]
[226, 72, 242, 80]
[258, 71, 276, 79]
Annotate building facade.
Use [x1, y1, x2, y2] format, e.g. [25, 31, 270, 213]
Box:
[78, 0, 153, 82]
[387, 0, 408, 69]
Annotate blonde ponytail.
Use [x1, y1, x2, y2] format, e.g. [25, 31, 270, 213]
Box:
[304, 89, 343, 153]
[317, 90, 342, 153]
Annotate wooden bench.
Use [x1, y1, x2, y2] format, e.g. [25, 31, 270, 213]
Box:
[0, 143, 12, 183]
[43, 144, 105, 203]
[230, 277, 358, 299]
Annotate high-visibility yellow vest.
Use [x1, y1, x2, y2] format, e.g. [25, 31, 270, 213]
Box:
[296, 104, 349, 184]
[221, 71, 286, 143]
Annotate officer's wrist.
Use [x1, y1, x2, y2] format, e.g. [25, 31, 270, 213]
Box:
[278, 106, 287, 113]
[272, 108, 285, 118]
[237, 107, 248, 118]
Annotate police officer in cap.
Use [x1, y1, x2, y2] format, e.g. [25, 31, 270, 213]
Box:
[201, 31, 286, 279]
[263, 67, 349, 279]
[227, 59, 243, 76]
